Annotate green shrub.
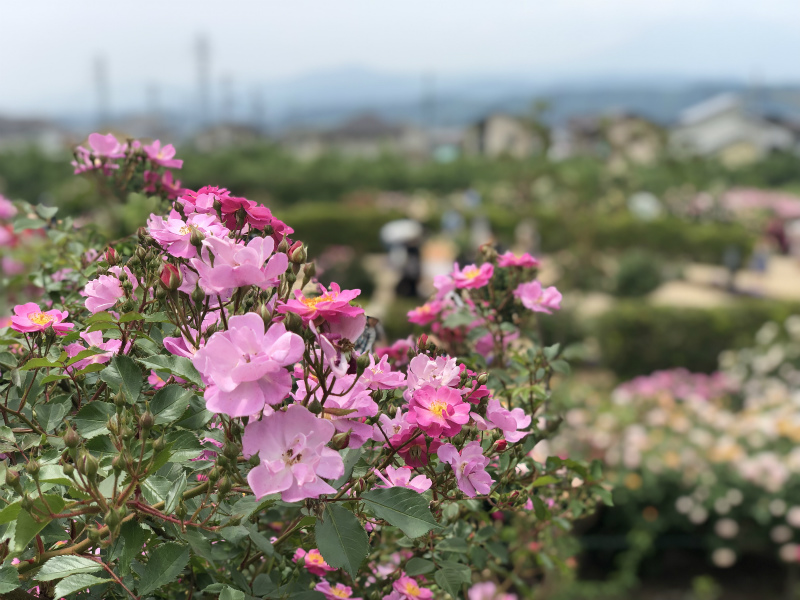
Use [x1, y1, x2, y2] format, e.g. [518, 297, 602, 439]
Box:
[614, 250, 663, 297]
[593, 300, 800, 378]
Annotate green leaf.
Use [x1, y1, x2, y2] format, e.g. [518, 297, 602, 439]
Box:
[139, 355, 202, 386]
[14, 495, 66, 554]
[118, 312, 145, 323]
[165, 430, 203, 462]
[531, 475, 559, 487]
[35, 556, 103, 581]
[315, 503, 369, 579]
[20, 357, 60, 371]
[164, 472, 187, 515]
[41, 373, 70, 384]
[245, 523, 274, 556]
[107, 355, 142, 401]
[117, 521, 150, 575]
[434, 561, 471, 598]
[592, 485, 614, 507]
[14, 217, 46, 232]
[405, 557, 436, 576]
[35, 204, 58, 219]
[136, 542, 190, 595]
[35, 396, 72, 432]
[220, 586, 246, 600]
[141, 476, 173, 505]
[0, 352, 18, 369]
[361, 488, 440, 538]
[53, 574, 112, 597]
[331, 447, 363, 488]
[75, 363, 108, 375]
[438, 537, 469, 554]
[0, 564, 19, 593]
[64, 348, 105, 367]
[0, 501, 21, 525]
[144, 312, 171, 323]
[38, 465, 73, 486]
[86, 312, 114, 324]
[73, 401, 115, 439]
[532, 496, 550, 521]
[151, 384, 192, 425]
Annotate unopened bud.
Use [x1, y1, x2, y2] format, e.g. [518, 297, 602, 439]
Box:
[139, 411, 155, 431]
[277, 237, 290, 254]
[114, 393, 125, 408]
[87, 527, 101, 543]
[25, 459, 40, 477]
[77, 451, 99, 480]
[290, 242, 307, 264]
[153, 435, 166, 452]
[417, 334, 428, 350]
[207, 467, 221, 482]
[159, 263, 182, 292]
[492, 439, 508, 453]
[191, 285, 205, 303]
[63, 463, 75, 477]
[112, 454, 125, 473]
[356, 353, 370, 376]
[477, 373, 489, 386]
[223, 442, 240, 460]
[137, 227, 148, 243]
[105, 508, 121, 529]
[190, 228, 205, 248]
[105, 247, 118, 266]
[218, 476, 232, 496]
[5, 469, 21, 493]
[283, 311, 303, 334]
[331, 432, 351, 450]
[248, 454, 260, 467]
[135, 246, 147, 261]
[21, 495, 34, 511]
[308, 399, 323, 415]
[256, 302, 272, 326]
[63, 426, 80, 448]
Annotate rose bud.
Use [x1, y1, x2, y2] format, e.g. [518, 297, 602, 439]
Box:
[159, 263, 182, 292]
[105, 247, 118, 266]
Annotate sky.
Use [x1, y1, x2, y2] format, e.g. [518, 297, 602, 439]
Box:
[2, 0, 800, 117]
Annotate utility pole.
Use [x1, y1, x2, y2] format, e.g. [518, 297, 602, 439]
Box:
[94, 55, 109, 128]
[196, 35, 210, 127]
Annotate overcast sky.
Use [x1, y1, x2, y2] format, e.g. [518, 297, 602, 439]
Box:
[3, 0, 800, 116]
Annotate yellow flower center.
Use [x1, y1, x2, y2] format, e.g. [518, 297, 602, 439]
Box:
[429, 400, 448, 417]
[463, 267, 481, 279]
[179, 225, 193, 235]
[301, 292, 334, 308]
[28, 311, 54, 326]
[307, 553, 324, 565]
[332, 585, 350, 598]
[405, 582, 421, 596]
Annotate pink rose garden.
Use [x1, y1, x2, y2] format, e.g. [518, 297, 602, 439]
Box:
[0, 134, 606, 599]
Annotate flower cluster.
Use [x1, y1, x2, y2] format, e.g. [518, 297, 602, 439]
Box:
[0, 134, 600, 600]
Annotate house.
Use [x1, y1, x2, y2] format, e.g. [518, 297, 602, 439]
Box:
[669, 93, 798, 167]
[463, 114, 543, 159]
[550, 113, 663, 167]
[282, 113, 427, 160]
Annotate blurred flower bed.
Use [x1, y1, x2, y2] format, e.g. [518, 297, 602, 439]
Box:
[551, 316, 800, 593]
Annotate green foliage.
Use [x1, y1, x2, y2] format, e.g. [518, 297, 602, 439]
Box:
[315, 504, 369, 579]
[593, 300, 800, 378]
[361, 488, 440, 538]
[613, 250, 663, 297]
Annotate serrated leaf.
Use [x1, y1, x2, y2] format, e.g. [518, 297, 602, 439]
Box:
[139, 355, 202, 386]
[220, 586, 246, 600]
[245, 523, 275, 556]
[0, 564, 19, 593]
[164, 472, 187, 515]
[315, 503, 369, 579]
[151, 384, 192, 425]
[136, 542, 190, 595]
[53, 573, 112, 597]
[38, 464, 73, 486]
[434, 561, 471, 598]
[361, 487, 440, 538]
[117, 521, 150, 575]
[35, 556, 103, 581]
[438, 537, 469, 553]
[118, 312, 145, 323]
[21, 357, 60, 371]
[14, 495, 66, 554]
[531, 475, 558, 487]
[104, 355, 141, 401]
[41, 373, 71, 384]
[405, 557, 435, 576]
[64, 348, 105, 367]
[35, 396, 72, 432]
[73, 401, 115, 439]
[141, 476, 173, 505]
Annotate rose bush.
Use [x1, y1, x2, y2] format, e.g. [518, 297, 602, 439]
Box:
[0, 135, 605, 599]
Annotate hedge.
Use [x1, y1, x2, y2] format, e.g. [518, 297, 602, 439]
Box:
[592, 299, 800, 378]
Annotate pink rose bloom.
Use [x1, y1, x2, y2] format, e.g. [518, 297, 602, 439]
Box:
[383, 594, 404, 600]
[407, 385, 470, 438]
[294, 374, 377, 448]
[393, 575, 433, 600]
[315, 581, 362, 600]
[432, 273, 456, 299]
[82, 274, 124, 313]
[375, 465, 431, 493]
[361, 354, 406, 390]
[192, 314, 303, 416]
[314, 313, 367, 378]
[11, 302, 72, 335]
[372, 408, 410, 443]
[278, 282, 363, 324]
[72, 133, 125, 174]
[163, 329, 203, 358]
[218, 195, 273, 230]
[497, 251, 539, 269]
[293, 548, 336, 576]
[191, 236, 288, 295]
[86, 132, 126, 158]
[405, 355, 461, 394]
[390, 429, 440, 468]
[65, 330, 123, 371]
[2, 257, 24, 276]
[143, 140, 183, 169]
[452, 262, 494, 289]
[148, 212, 228, 259]
[472, 399, 531, 443]
[512, 281, 562, 314]
[407, 301, 443, 326]
[438, 441, 493, 497]
[243, 405, 344, 502]
[0, 195, 17, 219]
[469, 582, 518, 600]
[375, 336, 414, 368]
[148, 370, 186, 389]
